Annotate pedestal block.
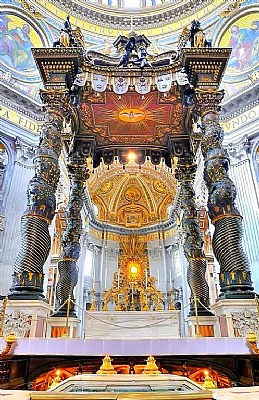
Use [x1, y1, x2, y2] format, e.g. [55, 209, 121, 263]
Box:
[84, 311, 180, 339]
[211, 298, 257, 338]
[5, 299, 53, 338]
[46, 316, 80, 338]
[185, 315, 218, 337]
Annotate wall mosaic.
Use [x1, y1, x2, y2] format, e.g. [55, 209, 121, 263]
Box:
[219, 12, 259, 75]
[0, 12, 42, 73]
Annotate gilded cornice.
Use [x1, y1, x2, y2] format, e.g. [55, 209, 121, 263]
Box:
[32, 0, 226, 38]
[89, 225, 177, 242]
[221, 84, 259, 119]
[49, 0, 212, 31]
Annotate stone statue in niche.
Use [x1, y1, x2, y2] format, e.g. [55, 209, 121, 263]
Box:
[92, 74, 108, 92]
[156, 73, 172, 92]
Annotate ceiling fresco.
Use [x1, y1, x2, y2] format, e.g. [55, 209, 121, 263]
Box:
[219, 11, 258, 74]
[0, 0, 258, 102]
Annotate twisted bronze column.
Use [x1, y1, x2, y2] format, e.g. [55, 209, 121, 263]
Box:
[54, 153, 89, 316]
[196, 90, 254, 298]
[176, 155, 210, 315]
[9, 89, 71, 298]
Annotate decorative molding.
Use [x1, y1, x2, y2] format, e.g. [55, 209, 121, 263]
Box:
[50, 0, 211, 32]
[104, 247, 119, 259]
[221, 85, 259, 119]
[4, 310, 31, 337]
[232, 309, 259, 337]
[225, 136, 252, 165]
[148, 247, 162, 259]
[0, 82, 43, 121]
[15, 138, 36, 168]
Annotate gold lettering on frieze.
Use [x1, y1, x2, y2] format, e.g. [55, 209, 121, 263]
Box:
[164, 227, 177, 239]
[107, 233, 118, 241]
[89, 227, 102, 239]
[89, 227, 177, 242]
[221, 106, 258, 133]
[0, 105, 42, 134]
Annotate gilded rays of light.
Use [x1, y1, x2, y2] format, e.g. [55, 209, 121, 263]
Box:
[93, 93, 171, 136]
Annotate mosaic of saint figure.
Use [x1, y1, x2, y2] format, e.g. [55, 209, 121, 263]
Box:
[0, 14, 35, 71]
[228, 19, 259, 71]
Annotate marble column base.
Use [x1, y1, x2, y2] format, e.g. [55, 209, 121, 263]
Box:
[46, 316, 80, 338]
[185, 315, 218, 337]
[4, 299, 53, 338]
[211, 298, 257, 338]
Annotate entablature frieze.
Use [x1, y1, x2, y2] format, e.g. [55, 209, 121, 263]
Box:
[48, 0, 212, 32]
[88, 223, 177, 243]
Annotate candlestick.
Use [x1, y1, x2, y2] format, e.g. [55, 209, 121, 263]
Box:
[104, 268, 107, 290]
[92, 268, 95, 290]
[145, 269, 148, 289]
[169, 269, 172, 289]
[117, 268, 120, 290]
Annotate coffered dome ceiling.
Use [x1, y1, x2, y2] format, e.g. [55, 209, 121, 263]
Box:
[87, 159, 178, 228]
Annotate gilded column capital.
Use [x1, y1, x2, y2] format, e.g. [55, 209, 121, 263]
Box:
[195, 89, 224, 117]
[40, 88, 71, 115]
[175, 159, 197, 183]
[67, 160, 90, 183]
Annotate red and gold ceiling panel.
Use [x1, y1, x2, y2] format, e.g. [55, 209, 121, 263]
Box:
[81, 91, 183, 146]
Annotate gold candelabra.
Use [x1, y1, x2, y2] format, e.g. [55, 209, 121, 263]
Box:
[0, 296, 8, 337]
[0, 332, 16, 359]
[247, 331, 259, 355]
[102, 269, 164, 312]
[142, 356, 161, 374]
[89, 289, 96, 311]
[169, 290, 175, 310]
[96, 355, 117, 374]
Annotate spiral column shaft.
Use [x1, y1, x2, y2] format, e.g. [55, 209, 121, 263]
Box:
[176, 155, 210, 315]
[9, 89, 71, 298]
[54, 154, 89, 316]
[196, 91, 254, 298]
